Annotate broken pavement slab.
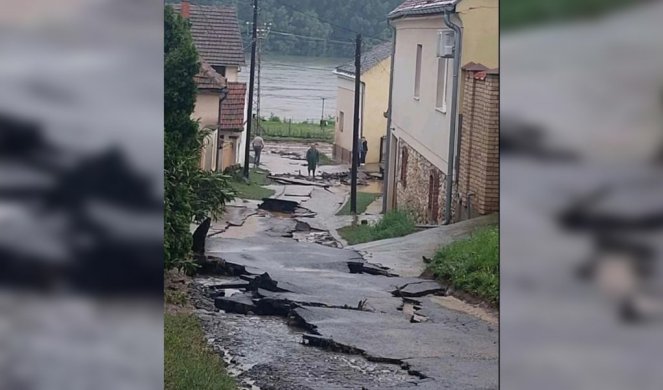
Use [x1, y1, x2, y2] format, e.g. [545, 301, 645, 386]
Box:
[393, 281, 447, 298]
[292, 306, 497, 388]
[214, 293, 258, 315]
[268, 174, 331, 188]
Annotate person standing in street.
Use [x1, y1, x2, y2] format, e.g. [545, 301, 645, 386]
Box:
[306, 143, 320, 178]
[360, 137, 368, 165]
[252, 135, 265, 168]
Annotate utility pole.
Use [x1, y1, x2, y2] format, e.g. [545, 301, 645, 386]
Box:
[243, 0, 258, 179]
[255, 23, 271, 136]
[350, 34, 361, 214]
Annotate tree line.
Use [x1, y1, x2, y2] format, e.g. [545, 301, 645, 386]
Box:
[167, 0, 403, 57]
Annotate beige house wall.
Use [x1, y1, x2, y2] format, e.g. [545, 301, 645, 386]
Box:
[193, 91, 220, 171]
[361, 58, 390, 164]
[333, 59, 389, 165]
[457, 0, 499, 69]
[386, 3, 498, 217]
[390, 15, 456, 173]
[193, 92, 219, 129]
[334, 76, 360, 163]
[225, 66, 239, 82]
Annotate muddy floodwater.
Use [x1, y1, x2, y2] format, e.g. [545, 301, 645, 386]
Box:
[238, 55, 349, 122]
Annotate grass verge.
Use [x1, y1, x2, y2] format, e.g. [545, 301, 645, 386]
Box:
[259, 120, 334, 142]
[164, 271, 237, 390]
[428, 225, 499, 305]
[230, 168, 275, 200]
[338, 210, 416, 245]
[165, 313, 237, 390]
[336, 192, 381, 216]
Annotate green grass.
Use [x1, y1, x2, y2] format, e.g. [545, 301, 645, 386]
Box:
[336, 192, 381, 216]
[502, 0, 647, 31]
[165, 313, 237, 390]
[428, 225, 499, 305]
[258, 120, 334, 142]
[338, 210, 417, 245]
[230, 168, 275, 200]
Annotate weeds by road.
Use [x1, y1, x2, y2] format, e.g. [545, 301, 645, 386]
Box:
[230, 168, 275, 200]
[164, 271, 237, 390]
[165, 313, 237, 390]
[336, 192, 380, 216]
[428, 225, 499, 305]
[338, 210, 416, 245]
[258, 116, 334, 142]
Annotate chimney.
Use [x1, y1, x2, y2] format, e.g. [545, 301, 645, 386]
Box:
[181, 0, 190, 18]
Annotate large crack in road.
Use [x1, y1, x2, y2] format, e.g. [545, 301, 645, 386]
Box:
[192, 145, 497, 389]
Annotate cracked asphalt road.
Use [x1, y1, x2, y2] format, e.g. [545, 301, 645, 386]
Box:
[193, 144, 498, 389]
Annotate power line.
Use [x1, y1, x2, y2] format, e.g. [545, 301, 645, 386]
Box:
[239, 23, 356, 46]
[268, 30, 355, 46]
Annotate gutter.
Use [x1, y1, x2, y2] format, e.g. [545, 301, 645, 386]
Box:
[332, 69, 357, 81]
[442, 10, 462, 225]
[381, 22, 397, 213]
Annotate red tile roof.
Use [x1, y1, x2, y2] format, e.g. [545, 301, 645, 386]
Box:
[194, 61, 226, 91]
[219, 82, 246, 132]
[172, 3, 246, 67]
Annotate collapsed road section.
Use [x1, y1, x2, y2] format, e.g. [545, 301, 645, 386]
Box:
[196, 236, 498, 389]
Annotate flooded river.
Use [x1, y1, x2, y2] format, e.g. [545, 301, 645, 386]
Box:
[238, 55, 350, 122]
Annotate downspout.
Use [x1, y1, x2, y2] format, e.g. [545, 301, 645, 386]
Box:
[360, 81, 366, 138]
[216, 85, 229, 171]
[442, 10, 462, 225]
[381, 22, 397, 213]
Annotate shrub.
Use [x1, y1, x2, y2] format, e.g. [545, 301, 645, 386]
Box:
[164, 6, 234, 273]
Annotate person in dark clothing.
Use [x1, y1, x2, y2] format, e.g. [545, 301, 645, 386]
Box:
[306, 143, 320, 177]
[360, 137, 368, 164]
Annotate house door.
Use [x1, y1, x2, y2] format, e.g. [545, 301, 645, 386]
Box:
[222, 139, 235, 170]
[428, 171, 440, 223]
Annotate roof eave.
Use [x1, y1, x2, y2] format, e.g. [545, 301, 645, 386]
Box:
[333, 69, 357, 80]
[388, 4, 456, 21]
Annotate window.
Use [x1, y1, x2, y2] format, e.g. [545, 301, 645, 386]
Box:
[338, 111, 344, 132]
[414, 44, 422, 98]
[400, 146, 409, 187]
[212, 65, 226, 77]
[436, 58, 449, 112]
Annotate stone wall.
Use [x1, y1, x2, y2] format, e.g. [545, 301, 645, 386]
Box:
[333, 143, 352, 164]
[457, 66, 499, 218]
[396, 140, 449, 224]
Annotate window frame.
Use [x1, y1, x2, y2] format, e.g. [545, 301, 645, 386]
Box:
[414, 44, 423, 99]
[435, 57, 449, 113]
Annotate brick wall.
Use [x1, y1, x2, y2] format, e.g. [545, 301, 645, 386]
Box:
[396, 140, 450, 224]
[457, 68, 499, 217]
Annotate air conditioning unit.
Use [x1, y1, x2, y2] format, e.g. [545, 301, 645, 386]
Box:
[437, 30, 454, 58]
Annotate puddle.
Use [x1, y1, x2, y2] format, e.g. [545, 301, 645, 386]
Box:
[267, 210, 293, 219]
[359, 180, 383, 194]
